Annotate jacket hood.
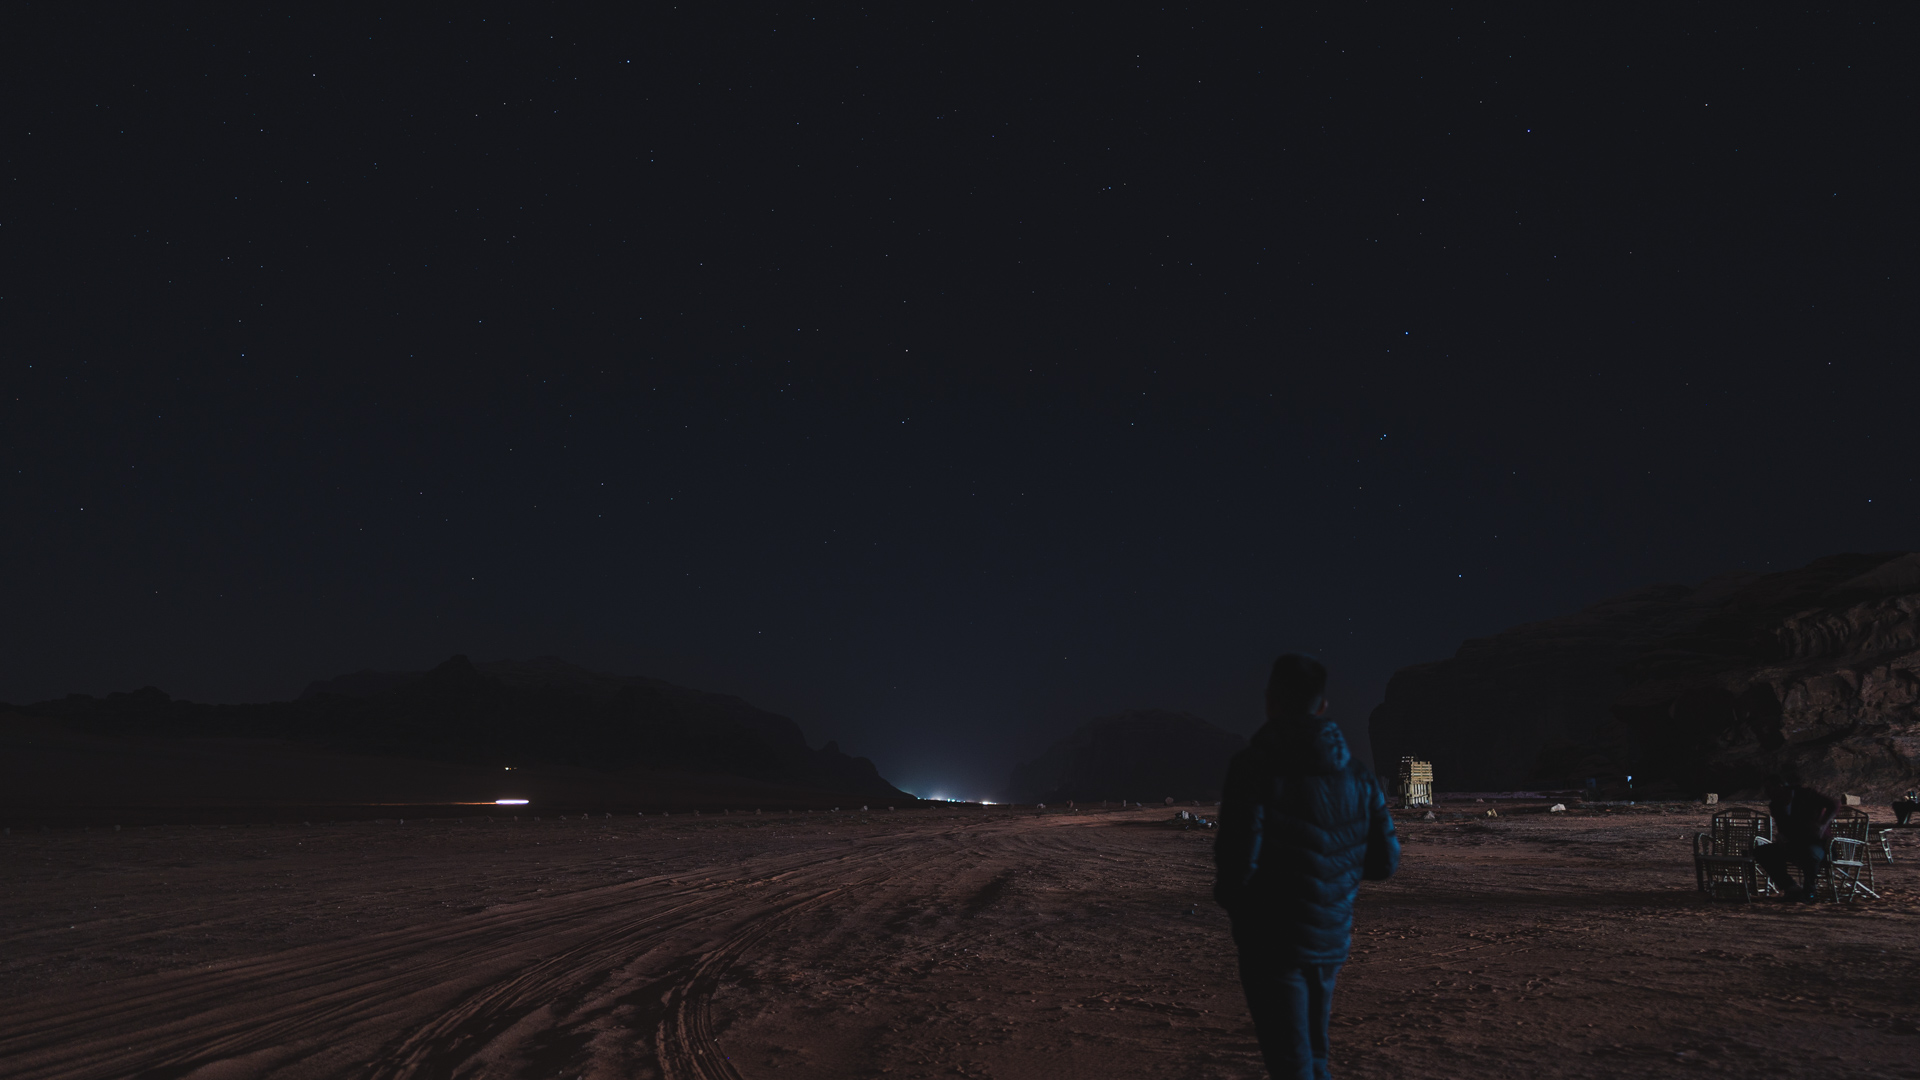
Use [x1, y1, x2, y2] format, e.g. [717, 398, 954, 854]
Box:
[1250, 717, 1351, 775]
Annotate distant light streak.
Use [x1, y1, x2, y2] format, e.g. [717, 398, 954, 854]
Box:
[495, 798, 530, 805]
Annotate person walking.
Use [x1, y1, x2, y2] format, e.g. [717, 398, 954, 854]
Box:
[1214, 654, 1399, 1080]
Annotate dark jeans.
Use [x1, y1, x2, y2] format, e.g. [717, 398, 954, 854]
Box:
[1237, 952, 1341, 1080]
[1895, 800, 1918, 826]
[1754, 839, 1824, 896]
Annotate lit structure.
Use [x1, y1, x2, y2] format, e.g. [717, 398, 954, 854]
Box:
[1397, 758, 1433, 809]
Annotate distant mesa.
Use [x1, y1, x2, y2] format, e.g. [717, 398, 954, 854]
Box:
[1006, 709, 1245, 804]
[1369, 551, 1920, 800]
[16, 655, 906, 800]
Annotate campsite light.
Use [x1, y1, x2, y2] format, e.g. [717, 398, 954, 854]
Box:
[495, 799, 529, 805]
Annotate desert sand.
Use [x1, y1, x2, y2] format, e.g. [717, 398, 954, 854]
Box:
[3, 804, 1919, 1079]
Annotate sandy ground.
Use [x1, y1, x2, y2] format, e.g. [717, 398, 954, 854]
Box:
[3, 805, 1919, 1079]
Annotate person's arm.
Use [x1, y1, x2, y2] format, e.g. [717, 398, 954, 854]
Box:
[1809, 789, 1839, 839]
[1213, 752, 1262, 910]
[1362, 770, 1400, 881]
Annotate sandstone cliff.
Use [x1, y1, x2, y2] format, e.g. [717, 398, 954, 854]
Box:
[17, 655, 907, 800]
[1369, 552, 1920, 799]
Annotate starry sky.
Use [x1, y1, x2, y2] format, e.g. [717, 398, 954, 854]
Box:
[4, 8, 1913, 799]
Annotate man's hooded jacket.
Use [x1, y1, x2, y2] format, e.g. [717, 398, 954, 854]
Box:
[1213, 715, 1398, 964]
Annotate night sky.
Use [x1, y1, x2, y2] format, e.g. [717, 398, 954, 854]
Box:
[5, 8, 1912, 799]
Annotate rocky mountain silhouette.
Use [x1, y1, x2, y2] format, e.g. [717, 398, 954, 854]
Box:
[1369, 552, 1920, 798]
[1005, 709, 1246, 804]
[17, 655, 906, 799]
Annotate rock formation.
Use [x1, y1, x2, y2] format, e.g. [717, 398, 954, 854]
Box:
[1006, 709, 1246, 804]
[16, 655, 907, 799]
[1369, 552, 1920, 799]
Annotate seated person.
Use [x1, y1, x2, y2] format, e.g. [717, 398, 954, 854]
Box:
[1895, 790, 1920, 827]
[1753, 775, 1837, 901]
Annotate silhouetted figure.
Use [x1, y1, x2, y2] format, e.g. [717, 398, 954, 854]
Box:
[1894, 790, 1919, 827]
[1214, 654, 1399, 1080]
[1754, 775, 1837, 901]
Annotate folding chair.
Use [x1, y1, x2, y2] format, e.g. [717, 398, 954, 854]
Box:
[1817, 836, 1878, 902]
[1693, 832, 1762, 901]
[1833, 807, 1882, 891]
[1702, 809, 1778, 897]
[1711, 808, 1773, 854]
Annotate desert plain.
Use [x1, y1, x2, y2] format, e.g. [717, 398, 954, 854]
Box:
[3, 803, 1919, 1080]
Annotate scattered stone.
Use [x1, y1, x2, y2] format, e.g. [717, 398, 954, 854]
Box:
[1844, 794, 1863, 807]
[1423, 811, 1437, 821]
[1705, 793, 1719, 805]
[861, 805, 869, 811]
[1037, 803, 1046, 810]
[1550, 803, 1567, 812]
[1484, 808, 1499, 818]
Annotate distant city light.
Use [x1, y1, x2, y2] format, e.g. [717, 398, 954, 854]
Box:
[495, 798, 529, 805]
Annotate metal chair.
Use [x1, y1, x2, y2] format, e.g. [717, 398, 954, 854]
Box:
[1710, 807, 1773, 855]
[1832, 807, 1883, 892]
[1693, 832, 1763, 901]
[1817, 836, 1878, 902]
[1696, 809, 1778, 898]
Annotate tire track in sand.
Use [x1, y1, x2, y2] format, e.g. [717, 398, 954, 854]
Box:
[0, 821, 1018, 1080]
